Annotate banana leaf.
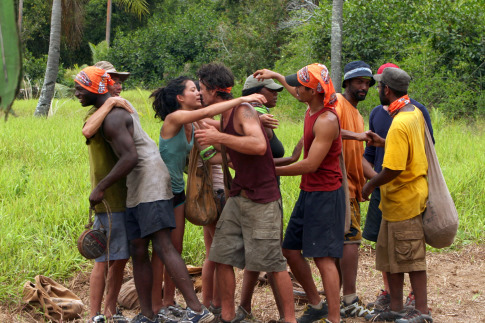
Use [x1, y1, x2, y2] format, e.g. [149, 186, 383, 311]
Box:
[0, 0, 22, 120]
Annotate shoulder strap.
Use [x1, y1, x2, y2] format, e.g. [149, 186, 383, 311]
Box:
[220, 117, 232, 190]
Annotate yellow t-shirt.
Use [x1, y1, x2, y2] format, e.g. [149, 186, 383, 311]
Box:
[380, 107, 428, 222]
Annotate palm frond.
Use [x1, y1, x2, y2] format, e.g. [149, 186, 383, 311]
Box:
[115, 0, 149, 18]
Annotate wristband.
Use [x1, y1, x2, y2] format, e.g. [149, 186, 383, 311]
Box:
[200, 146, 217, 161]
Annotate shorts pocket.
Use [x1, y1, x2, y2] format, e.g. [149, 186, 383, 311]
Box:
[394, 231, 425, 263]
[215, 219, 224, 230]
[252, 229, 279, 240]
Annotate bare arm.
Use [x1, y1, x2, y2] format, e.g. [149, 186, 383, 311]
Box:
[341, 129, 370, 141]
[365, 130, 386, 147]
[253, 69, 298, 99]
[362, 167, 402, 201]
[82, 97, 133, 138]
[195, 104, 267, 156]
[273, 136, 303, 166]
[162, 94, 266, 139]
[276, 112, 339, 176]
[88, 109, 138, 207]
[362, 158, 377, 180]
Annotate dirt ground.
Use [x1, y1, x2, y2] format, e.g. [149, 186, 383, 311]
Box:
[2, 244, 484, 322]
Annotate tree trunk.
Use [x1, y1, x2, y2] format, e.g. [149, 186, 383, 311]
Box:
[106, 0, 112, 46]
[331, 0, 343, 93]
[18, 0, 23, 33]
[34, 0, 62, 117]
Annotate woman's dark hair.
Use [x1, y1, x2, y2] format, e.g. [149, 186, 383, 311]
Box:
[197, 63, 234, 100]
[151, 76, 191, 121]
[241, 85, 264, 96]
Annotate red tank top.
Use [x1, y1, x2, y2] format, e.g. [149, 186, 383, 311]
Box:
[223, 105, 281, 203]
[300, 107, 343, 191]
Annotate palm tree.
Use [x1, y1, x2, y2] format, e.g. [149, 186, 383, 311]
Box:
[106, 0, 149, 46]
[331, 0, 343, 93]
[34, 0, 62, 117]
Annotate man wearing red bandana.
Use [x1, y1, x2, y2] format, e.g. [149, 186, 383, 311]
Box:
[254, 64, 345, 323]
[195, 63, 297, 323]
[362, 67, 432, 323]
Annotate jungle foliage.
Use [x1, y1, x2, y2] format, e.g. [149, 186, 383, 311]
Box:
[18, 0, 485, 116]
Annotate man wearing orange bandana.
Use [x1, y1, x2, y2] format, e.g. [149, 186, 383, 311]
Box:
[75, 66, 130, 323]
[75, 66, 214, 323]
[362, 67, 431, 323]
[254, 64, 345, 323]
[334, 61, 374, 318]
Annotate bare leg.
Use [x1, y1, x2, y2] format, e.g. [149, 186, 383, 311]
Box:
[387, 272, 404, 312]
[202, 223, 219, 307]
[89, 262, 107, 318]
[340, 244, 359, 297]
[408, 271, 427, 314]
[382, 271, 390, 292]
[267, 272, 285, 319]
[240, 270, 259, 312]
[104, 259, 128, 317]
[162, 204, 185, 307]
[216, 263, 236, 322]
[271, 271, 296, 323]
[130, 238, 155, 319]
[314, 257, 341, 323]
[151, 253, 164, 312]
[282, 248, 321, 305]
[152, 228, 202, 312]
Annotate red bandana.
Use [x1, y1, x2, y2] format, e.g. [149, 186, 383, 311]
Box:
[388, 94, 410, 117]
[215, 87, 232, 93]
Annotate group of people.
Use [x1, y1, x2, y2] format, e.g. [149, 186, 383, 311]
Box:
[74, 58, 433, 323]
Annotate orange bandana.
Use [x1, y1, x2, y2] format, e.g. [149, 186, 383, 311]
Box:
[388, 94, 411, 117]
[297, 63, 338, 108]
[75, 66, 114, 94]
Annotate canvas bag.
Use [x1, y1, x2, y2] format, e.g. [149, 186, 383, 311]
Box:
[339, 149, 352, 233]
[422, 122, 459, 248]
[185, 146, 218, 225]
[22, 275, 84, 322]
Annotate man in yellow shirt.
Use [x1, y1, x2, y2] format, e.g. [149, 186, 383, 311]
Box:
[362, 67, 431, 323]
[335, 61, 374, 318]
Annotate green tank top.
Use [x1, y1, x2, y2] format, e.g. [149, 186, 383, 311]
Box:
[85, 108, 127, 213]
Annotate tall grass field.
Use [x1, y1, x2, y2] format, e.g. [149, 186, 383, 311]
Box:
[0, 91, 484, 304]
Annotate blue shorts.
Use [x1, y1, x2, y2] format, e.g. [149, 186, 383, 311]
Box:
[362, 188, 382, 242]
[282, 188, 345, 258]
[125, 200, 176, 240]
[93, 212, 130, 262]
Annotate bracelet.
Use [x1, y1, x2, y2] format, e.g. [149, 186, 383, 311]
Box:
[200, 145, 217, 161]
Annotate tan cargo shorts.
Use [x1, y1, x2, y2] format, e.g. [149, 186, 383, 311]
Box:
[376, 214, 427, 274]
[209, 196, 287, 272]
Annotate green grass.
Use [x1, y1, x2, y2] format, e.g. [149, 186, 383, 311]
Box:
[0, 92, 484, 303]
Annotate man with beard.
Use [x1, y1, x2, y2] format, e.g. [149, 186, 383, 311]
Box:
[362, 67, 431, 323]
[334, 61, 374, 318]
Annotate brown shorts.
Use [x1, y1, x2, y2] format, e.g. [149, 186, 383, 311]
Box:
[376, 215, 426, 274]
[344, 198, 362, 244]
[209, 196, 287, 273]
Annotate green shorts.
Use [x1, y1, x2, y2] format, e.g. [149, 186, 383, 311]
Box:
[209, 196, 287, 272]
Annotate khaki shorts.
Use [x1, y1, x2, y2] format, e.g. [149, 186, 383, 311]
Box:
[376, 215, 426, 274]
[344, 198, 362, 244]
[209, 196, 287, 272]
